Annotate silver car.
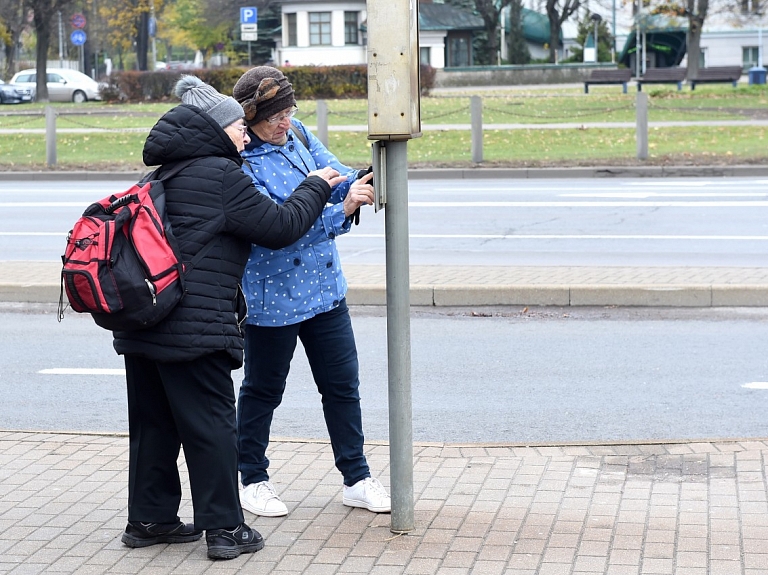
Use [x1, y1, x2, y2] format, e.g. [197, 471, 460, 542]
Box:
[10, 68, 102, 103]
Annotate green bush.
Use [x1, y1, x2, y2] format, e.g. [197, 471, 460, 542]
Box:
[101, 63, 435, 103]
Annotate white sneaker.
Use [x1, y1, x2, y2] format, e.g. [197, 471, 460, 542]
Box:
[342, 477, 391, 513]
[240, 481, 288, 517]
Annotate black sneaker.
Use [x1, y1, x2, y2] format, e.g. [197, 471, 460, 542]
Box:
[121, 520, 202, 548]
[206, 523, 264, 560]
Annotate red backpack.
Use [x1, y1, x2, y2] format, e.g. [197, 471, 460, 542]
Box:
[59, 159, 215, 331]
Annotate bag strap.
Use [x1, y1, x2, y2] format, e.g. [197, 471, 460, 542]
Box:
[140, 157, 200, 185]
[290, 125, 309, 149]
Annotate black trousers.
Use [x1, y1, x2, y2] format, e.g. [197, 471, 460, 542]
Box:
[124, 351, 243, 530]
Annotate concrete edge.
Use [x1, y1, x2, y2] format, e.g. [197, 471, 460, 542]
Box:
[8, 284, 768, 307]
[3, 428, 767, 449]
[4, 165, 768, 181]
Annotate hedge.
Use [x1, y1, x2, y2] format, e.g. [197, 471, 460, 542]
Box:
[100, 64, 436, 102]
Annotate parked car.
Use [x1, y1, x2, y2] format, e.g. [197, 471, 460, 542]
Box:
[10, 69, 102, 103]
[0, 79, 33, 104]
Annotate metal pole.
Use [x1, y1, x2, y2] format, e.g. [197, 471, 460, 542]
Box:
[612, 0, 616, 62]
[594, 21, 599, 62]
[636, 91, 648, 160]
[470, 96, 483, 164]
[58, 11, 64, 67]
[316, 100, 328, 147]
[384, 139, 414, 534]
[248, 41, 252, 66]
[45, 106, 57, 167]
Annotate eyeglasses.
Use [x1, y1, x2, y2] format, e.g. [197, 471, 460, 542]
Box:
[265, 107, 298, 125]
[233, 124, 248, 134]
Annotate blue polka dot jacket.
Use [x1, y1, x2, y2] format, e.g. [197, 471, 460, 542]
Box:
[240, 119, 360, 326]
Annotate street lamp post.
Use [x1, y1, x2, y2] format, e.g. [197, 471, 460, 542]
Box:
[590, 13, 603, 63]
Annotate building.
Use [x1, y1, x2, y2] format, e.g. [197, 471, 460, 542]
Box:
[272, 0, 483, 69]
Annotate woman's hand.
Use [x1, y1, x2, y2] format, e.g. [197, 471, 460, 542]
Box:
[343, 171, 374, 217]
[308, 166, 347, 188]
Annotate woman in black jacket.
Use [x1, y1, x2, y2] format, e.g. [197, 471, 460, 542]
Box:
[115, 76, 343, 560]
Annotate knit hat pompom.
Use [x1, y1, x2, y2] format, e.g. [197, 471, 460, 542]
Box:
[173, 75, 244, 129]
[174, 75, 205, 99]
[233, 67, 297, 125]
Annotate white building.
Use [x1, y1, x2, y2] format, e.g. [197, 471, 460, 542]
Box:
[272, 0, 483, 69]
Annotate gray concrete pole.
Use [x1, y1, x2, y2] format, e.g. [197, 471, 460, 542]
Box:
[316, 100, 328, 148]
[636, 91, 648, 160]
[384, 139, 414, 534]
[471, 96, 483, 164]
[45, 106, 57, 167]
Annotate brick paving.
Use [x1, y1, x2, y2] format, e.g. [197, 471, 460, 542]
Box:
[3, 431, 768, 574]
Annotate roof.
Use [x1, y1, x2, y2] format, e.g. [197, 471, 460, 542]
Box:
[418, 2, 484, 31]
[504, 9, 562, 45]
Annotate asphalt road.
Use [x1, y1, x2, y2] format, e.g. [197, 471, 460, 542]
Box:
[3, 304, 768, 444]
[1, 176, 767, 266]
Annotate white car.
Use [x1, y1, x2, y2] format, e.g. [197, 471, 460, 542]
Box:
[10, 68, 102, 103]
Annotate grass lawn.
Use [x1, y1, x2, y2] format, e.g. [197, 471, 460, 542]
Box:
[1, 83, 766, 169]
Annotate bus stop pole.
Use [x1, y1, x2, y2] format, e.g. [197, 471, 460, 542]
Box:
[384, 139, 414, 533]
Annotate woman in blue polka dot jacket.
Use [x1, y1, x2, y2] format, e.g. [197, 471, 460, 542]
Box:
[231, 66, 392, 517]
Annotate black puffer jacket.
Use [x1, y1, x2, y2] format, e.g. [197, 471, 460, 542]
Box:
[113, 104, 331, 367]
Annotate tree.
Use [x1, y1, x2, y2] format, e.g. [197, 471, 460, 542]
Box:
[26, 0, 76, 100]
[99, 0, 164, 71]
[445, 0, 513, 65]
[650, 0, 709, 78]
[507, 0, 530, 64]
[0, 0, 26, 79]
[565, 10, 614, 61]
[546, 0, 581, 62]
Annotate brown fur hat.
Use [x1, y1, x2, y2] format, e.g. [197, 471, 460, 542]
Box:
[233, 66, 297, 125]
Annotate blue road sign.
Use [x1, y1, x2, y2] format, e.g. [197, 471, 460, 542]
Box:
[70, 29, 86, 46]
[240, 7, 257, 24]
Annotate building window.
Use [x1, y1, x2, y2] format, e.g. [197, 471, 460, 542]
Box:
[744, 46, 760, 67]
[286, 13, 297, 46]
[345, 11, 359, 45]
[309, 12, 332, 46]
[699, 49, 706, 69]
[420, 46, 431, 65]
[742, 0, 761, 13]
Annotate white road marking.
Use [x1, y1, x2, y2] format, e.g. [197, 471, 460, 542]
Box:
[39, 368, 125, 375]
[408, 201, 768, 207]
[561, 193, 768, 198]
[7, 200, 768, 209]
[352, 234, 768, 240]
[0, 202, 88, 207]
[3, 232, 768, 241]
[742, 382, 768, 389]
[0, 232, 66, 236]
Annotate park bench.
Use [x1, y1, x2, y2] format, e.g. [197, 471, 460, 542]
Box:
[584, 69, 633, 94]
[689, 66, 743, 90]
[637, 67, 687, 91]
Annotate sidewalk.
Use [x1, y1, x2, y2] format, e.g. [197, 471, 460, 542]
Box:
[3, 429, 767, 574]
[3, 261, 768, 307]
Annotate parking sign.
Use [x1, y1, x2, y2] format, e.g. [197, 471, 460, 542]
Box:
[240, 7, 257, 24]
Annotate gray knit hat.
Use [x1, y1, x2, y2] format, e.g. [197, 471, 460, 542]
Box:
[233, 66, 297, 126]
[174, 75, 244, 129]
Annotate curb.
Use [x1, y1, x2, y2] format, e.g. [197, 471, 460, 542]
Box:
[8, 283, 768, 308]
[3, 165, 768, 181]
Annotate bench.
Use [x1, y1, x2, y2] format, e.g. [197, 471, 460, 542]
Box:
[637, 67, 687, 91]
[689, 66, 743, 90]
[584, 69, 633, 94]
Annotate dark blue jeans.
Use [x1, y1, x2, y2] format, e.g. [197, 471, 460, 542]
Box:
[237, 299, 370, 487]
